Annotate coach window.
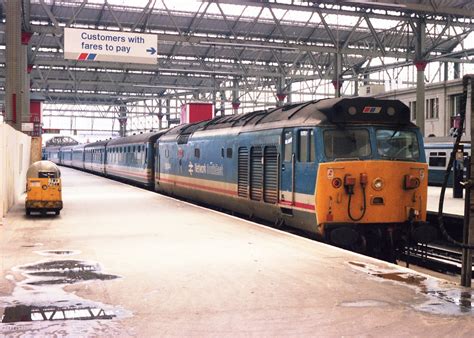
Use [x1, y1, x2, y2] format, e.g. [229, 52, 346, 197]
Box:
[429, 152, 446, 167]
[195, 148, 200, 158]
[284, 131, 293, 162]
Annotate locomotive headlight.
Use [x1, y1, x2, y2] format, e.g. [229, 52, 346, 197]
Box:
[387, 106, 396, 116]
[348, 106, 357, 115]
[372, 177, 384, 191]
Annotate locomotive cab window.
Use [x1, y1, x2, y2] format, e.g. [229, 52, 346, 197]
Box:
[195, 148, 200, 158]
[376, 129, 420, 161]
[298, 130, 315, 162]
[226, 148, 233, 158]
[324, 129, 371, 160]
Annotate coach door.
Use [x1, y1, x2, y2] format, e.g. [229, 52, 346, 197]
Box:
[280, 129, 295, 206]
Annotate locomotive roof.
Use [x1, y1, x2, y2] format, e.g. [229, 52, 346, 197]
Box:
[107, 131, 164, 146]
[161, 97, 413, 141]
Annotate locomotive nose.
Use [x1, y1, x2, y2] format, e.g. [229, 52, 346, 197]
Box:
[315, 161, 427, 226]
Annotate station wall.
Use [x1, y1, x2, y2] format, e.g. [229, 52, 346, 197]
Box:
[375, 79, 471, 138]
[0, 124, 31, 223]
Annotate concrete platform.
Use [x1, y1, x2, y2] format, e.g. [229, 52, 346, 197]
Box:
[428, 186, 465, 216]
[0, 167, 473, 336]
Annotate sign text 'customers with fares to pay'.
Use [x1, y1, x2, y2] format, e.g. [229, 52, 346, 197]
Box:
[64, 28, 158, 65]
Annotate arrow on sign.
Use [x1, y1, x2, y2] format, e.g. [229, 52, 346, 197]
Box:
[146, 47, 156, 55]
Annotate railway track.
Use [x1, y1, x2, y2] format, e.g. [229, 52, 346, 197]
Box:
[401, 211, 473, 275]
[402, 243, 473, 275]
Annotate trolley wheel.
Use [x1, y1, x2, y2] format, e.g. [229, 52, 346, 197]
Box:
[55, 210, 60, 215]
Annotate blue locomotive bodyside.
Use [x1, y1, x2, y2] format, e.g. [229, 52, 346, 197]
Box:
[155, 116, 324, 232]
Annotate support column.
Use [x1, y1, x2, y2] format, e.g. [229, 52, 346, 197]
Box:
[158, 99, 163, 130]
[454, 62, 460, 79]
[414, 60, 427, 136]
[219, 90, 225, 117]
[286, 82, 292, 103]
[332, 52, 343, 97]
[212, 88, 218, 117]
[414, 18, 427, 136]
[232, 79, 240, 115]
[276, 76, 287, 107]
[461, 76, 474, 287]
[332, 79, 343, 98]
[118, 105, 127, 137]
[166, 98, 171, 126]
[5, 0, 30, 131]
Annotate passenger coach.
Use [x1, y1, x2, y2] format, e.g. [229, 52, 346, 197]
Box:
[106, 131, 164, 188]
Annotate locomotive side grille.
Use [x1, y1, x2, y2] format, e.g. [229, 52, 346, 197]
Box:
[264, 146, 278, 204]
[238, 147, 249, 198]
[250, 147, 263, 201]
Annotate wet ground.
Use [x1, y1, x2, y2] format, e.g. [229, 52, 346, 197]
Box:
[0, 167, 473, 336]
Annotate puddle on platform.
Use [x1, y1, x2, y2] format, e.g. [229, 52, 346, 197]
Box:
[374, 272, 427, 287]
[2, 304, 114, 323]
[0, 259, 130, 335]
[18, 260, 119, 286]
[21, 243, 43, 248]
[348, 261, 474, 316]
[34, 250, 80, 257]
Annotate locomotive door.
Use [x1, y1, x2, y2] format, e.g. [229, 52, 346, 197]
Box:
[280, 129, 295, 206]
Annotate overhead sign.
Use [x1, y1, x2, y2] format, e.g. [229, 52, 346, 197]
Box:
[64, 28, 157, 65]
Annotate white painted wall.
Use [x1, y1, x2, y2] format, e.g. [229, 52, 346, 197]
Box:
[375, 79, 471, 139]
[0, 124, 31, 223]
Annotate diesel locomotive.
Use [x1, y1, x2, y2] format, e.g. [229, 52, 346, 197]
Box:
[45, 97, 435, 258]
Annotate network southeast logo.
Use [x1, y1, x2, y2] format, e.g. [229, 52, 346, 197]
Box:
[77, 53, 97, 61]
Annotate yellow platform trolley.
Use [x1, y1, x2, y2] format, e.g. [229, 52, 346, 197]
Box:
[25, 160, 63, 216]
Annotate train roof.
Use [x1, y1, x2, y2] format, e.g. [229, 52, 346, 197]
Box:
[60, 144, 85, 151]
[107, 131, 164, 146]
[161, 97, 413, 142]
[424, 142, 471, 148]
[84, 140, 109, 149]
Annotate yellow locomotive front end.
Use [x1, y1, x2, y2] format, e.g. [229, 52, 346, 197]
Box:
[26, 160, 63, 216]
[311, 99, 436, 258]
[315, 160, 429, 254]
